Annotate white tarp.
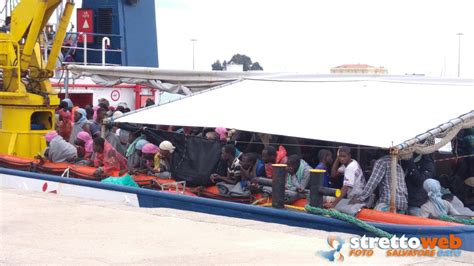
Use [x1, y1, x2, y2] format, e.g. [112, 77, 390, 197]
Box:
[114, 76, 474, 148]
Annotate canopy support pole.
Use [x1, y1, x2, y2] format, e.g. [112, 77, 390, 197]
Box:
[389, 148, 399, 213]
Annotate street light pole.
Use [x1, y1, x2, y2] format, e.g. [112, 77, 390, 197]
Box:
[190, 38, 197, 70]
[456, 33, 463, 78]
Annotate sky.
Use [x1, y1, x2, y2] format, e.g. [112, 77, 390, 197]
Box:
[154, 0, 474, 77]
[3, 0, 471, 77]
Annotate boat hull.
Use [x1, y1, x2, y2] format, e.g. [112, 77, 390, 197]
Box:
[1, 167, 473, 252]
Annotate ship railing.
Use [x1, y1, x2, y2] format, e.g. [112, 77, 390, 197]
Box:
[157, 181, 187, 195]
[41, 31, 123, 78]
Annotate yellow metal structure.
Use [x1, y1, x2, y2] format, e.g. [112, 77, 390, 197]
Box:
[0, 0, 74, 158]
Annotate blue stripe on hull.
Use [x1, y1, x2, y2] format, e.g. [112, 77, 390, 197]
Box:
[1, 167, 473, 251]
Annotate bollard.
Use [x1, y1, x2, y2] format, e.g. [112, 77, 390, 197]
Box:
[319, 187, 340, 198]
[309, 169, 325, 207]
[272, 164, 287, 209]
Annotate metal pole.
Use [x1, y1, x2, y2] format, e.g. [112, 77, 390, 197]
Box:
[395, 111, 474, 150]
[389, 149, 398, 213]
[190, 39, 197, 70]
[457, 33, 463, 78]
[83, 33, 87, 66]
[64, 68, 69, 98]
[102, 37, 110, 66]
[43, 32, 48, 63]
[101, 123, 106, 138]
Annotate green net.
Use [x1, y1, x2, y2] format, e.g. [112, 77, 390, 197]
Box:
[101, 174, 139, 188]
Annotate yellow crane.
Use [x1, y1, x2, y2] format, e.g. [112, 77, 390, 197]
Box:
[0, 0, 74, 158]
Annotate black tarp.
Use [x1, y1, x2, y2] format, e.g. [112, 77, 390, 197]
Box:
[116, 123, 222, 186]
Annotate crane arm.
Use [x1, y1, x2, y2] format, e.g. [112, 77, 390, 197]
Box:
[45, 1, 74, 74]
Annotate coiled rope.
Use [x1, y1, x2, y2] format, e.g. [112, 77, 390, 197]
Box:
[305, 204, 394, 238]
[439, 214, 474, 225]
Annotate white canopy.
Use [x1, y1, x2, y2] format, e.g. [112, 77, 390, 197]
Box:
[114, 75, 474, 148]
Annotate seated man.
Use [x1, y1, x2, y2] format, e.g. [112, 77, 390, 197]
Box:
[240, 152, 266, 184]
[315, 149, 333, 187]
[92, 137, 128, 178]
[39, 131, 77, 163]
[402, 153, 435, 216]
[286, 155, 312, 192]
[210, 144, 242, 185]
[351, 152, 408, 213]
[327, 146, 366, 209]
[262, 145, 288, 178]
[420, 179, 459, 218]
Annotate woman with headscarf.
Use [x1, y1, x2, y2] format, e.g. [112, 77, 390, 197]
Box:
[62, 98, 73, 109]
[419, 178, 460, 218]
[127, 139, 149, 173]
[39, 131, 77, 163]
[92, 137, 128, 178]
[61, 98, 76, 122]
[215, 127, 228, 143]
[69, 108, 91, 144]
[57, 109, 72, 140]
[125, 131, 144, 158]
[155, 140, 175, 179]
[75, 131, 93, 162]
[141, 143, 160, 174]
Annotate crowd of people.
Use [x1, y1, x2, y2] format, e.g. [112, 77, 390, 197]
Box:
[209, 143, 473, 218]
[39, 97, 474, 220]
[38, 98, 169, 178]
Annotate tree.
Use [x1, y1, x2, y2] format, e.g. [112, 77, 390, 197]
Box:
[250, 62, 263, 71]
[211, 60, 223, 71]
[211, 54, 263, 71]
[229, 54, 253, 71]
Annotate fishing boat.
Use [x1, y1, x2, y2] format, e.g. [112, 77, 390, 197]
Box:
[1, 0, 473, 252]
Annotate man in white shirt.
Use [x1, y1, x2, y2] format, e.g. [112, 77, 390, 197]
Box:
[326, 146, 366, 209]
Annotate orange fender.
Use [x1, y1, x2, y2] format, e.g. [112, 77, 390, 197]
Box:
[356, 208, 461, 226]
[69, 165, 101, 181]
[292, 198, 308, 208]
[0, 154, 37, 171]
[35, 161, 71, 175]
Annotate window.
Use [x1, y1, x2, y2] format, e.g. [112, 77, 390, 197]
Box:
[98, 8, 113, 34]
[31, 111, 52, 130]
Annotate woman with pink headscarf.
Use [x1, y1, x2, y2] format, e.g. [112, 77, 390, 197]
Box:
[75, 131, 93, 161]
[215, 127, 228, 143]
[141, 143, 160, 174]
[38, 131, 77, 163]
